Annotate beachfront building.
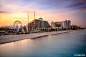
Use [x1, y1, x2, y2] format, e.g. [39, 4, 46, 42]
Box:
[51, 21, 62, 30]
[51, 21, 55, 29]
[55, 22, 63, 30]
[62, 20, 67, 30]
[62, 20, 71, 30]
[67, 20, 71, 29]
[51, 20, 71, 30]
[29, 19, 41, 29]
[29, 18, 50, 31]
[71, 25, 80, 30]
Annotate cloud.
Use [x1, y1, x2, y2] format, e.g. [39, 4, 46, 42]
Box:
[0, 11, 6, 13]
[78, 0, 86, 4]
[0, 0, 86, 27]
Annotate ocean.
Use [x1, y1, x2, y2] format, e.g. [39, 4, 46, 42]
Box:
[0, 29, 86, 57]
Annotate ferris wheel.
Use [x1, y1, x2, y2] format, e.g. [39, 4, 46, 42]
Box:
[13, 20, 22, 28]
[13, 20, 26, 33]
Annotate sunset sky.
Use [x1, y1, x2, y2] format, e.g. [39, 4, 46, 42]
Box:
[0, 0, 86, 27]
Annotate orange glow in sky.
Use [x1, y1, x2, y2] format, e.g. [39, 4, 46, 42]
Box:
[0, 0, 86, 27]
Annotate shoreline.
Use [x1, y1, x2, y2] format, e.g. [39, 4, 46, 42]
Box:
[0, 29, 83, 44]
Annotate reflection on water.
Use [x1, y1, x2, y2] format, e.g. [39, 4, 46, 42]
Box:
[0, 29, 86, 57]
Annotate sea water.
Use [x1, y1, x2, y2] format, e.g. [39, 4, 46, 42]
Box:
[0, 29, 86, 57]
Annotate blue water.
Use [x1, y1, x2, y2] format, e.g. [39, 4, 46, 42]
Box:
[0, 29, 86, 57]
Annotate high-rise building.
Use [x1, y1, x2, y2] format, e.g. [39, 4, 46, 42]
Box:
[67, 20, 71, 29]
[43, 21, 50, 28]
[39, 17, 44, 28]
[29, 18, 50, 29]
[29, 19, 41, 29]
[62, 20, 71, 29]
[62, 20, 67, 29]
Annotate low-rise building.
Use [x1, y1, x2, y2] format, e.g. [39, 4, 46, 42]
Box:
[51, 21, 62, 30]
[51, 21, 55, 29]
[55, 22, 62, 29]
[1, 25, 14, 29]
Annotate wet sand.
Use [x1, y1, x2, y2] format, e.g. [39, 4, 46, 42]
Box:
[0, 30, 74, 44]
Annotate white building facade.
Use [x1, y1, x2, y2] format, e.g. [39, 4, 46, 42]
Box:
[62, 20, 71, 29]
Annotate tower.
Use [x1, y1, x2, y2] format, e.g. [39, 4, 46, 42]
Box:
[28, 12, 29, 32]
[34, 11, 35, 30]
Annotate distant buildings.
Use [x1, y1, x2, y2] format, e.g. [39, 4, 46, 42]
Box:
[71, 25, 81, 30]
[1, 25, 14, 29]
[51, 20, 71, 30]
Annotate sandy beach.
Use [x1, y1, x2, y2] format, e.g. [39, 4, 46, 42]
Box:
[0, 30, 74, 44]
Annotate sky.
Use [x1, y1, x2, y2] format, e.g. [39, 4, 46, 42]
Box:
[0, 0, 86, 28]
